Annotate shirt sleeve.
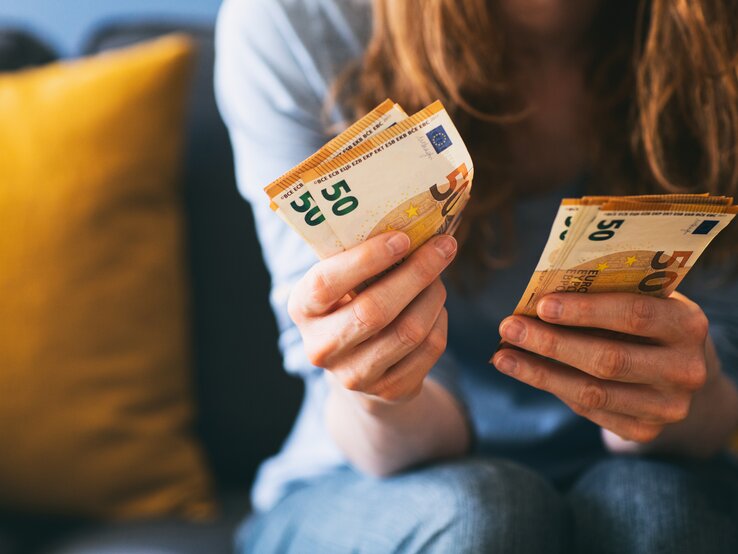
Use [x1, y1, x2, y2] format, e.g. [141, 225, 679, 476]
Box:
[215, 0, 331, 378]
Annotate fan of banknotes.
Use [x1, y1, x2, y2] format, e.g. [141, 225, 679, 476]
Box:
[264, 99, 474, 260]
[264, 99, 736, 319]
[515, 194, 737, 316]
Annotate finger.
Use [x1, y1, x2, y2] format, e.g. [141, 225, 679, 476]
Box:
[563, 399, 664, 444]
[292, 231, 411, 318]
[314, 235, 457, 355]
[321, 279, 444, 387]
[498, 316, 703, 389]
[535, 292, 702, 342]
[491, 349, 691, 424]
[331, 280, 446, 387]
[365, 308, 448, 403]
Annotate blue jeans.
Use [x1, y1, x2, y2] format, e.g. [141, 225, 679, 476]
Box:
[237, 456, 738, 554]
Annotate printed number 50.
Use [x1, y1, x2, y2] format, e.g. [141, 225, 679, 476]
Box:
[321, 180, 359, 216]
[589, 219, 625, 241]
[638, 250, 693, 293]
[290, 192, 325, 227]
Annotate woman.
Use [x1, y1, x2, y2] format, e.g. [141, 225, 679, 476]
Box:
[215, 0, 738, 552]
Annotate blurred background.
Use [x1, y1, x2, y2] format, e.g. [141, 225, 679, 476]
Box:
[1, 0, 222, 56]
[0, 1, 302, 553]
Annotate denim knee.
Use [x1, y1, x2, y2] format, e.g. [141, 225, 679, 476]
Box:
[238, 459, 570, 554]
[402, 458, 569, 553]
[569, 456, 738, 554]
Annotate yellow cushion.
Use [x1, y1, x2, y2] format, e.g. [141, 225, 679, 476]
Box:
[0, 35, 215, 519]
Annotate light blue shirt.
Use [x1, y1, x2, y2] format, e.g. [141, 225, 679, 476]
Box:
[215, 0, 738, 513]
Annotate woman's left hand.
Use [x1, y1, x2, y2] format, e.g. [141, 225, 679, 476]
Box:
[492, 291, 723, 446]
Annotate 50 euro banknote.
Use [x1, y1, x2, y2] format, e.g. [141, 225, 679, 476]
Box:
[264, 99, 407, 259]
[299, 100, 474, 255]
[514, 194, 738, 317]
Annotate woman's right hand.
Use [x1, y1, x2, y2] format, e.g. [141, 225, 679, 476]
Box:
[288, 231, 457, 409]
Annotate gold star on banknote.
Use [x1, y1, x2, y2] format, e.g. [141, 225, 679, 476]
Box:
[405, 205, 419, 218]
[385, 224, 395, 231]
[597, 262, 609, 271]
[625, 256, 637, 266]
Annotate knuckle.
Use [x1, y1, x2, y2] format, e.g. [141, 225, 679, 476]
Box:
[684, 309, 710, 341]
[430, 279, 448, 306]
[304, 340, 334, 369]
[375, 383, 404, 403]
[376, 389, 399, 403]
[351, 294, 388, 334]
[395, 317, 430, 349]
[366, 370, 397, 398]
[628, 424, 663, 444]
[528, 363, 549, 390]
[306, 266, 336, 311]
[595, 344, 631, 380]
[340, 370, 369, 393]
[358, 244, 385, 271]
[681, 357, 708, 391]
[536, 328, 559, 358]
[578, 381, 609, 410]
[411, 254, 441, 286]
[663, 395, 692, 423]
[569, 402, 591, 418]
[627, 297, 657, 335]
[425, 324, 448, 358]
[404, 382, 425, 401]
[377, 380, 423, 403]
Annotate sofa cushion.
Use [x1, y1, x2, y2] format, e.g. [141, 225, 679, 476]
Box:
[83, 22, 304, 491]
[0, 34, 214, 519]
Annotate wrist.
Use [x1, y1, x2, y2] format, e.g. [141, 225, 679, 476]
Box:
[324, 373, 468, 477]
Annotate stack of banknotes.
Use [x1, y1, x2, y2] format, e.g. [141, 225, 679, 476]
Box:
[514, 194, 737, 316]
[264, 100, 735, 315]
[264, 99, 474, 260]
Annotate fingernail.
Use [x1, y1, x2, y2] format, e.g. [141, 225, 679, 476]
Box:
[538, 298, 563, 319]
[386, 232, 411, 255]
[500, 318, 526, 343]
[434, 236, 457, 259]
[495, 355, 517, 375]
